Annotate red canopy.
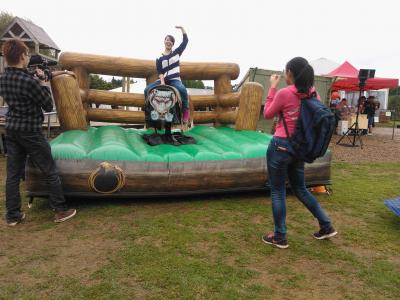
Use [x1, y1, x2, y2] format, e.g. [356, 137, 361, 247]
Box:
[325, 61, 399, 91]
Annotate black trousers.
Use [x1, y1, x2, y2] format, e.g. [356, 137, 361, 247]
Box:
[5, 130, 67, 222]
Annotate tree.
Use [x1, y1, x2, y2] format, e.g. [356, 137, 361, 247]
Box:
[111, 77, 123, 89]
[0, 11, 14, 34]
[182, 80, 205, 89]
[89, 75, 123, 90]
[388, 96, 400, 113]
[89, 74, 113, 90]
[389, 87, 400, 96]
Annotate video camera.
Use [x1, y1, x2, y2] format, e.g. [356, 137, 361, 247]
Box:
[28, 55, 58, 81]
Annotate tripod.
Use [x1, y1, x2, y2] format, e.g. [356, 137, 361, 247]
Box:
[336, 84, 365, 148]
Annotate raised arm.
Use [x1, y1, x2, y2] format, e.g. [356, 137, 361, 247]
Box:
[174, 26, 188, 55]
[263, 74, 282, 119]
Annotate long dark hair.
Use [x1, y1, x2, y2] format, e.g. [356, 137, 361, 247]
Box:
[286, 57, 314, 94]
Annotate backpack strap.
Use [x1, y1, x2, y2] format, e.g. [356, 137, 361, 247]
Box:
[280, 111, 290, 138]
[280, 91, 315, 139]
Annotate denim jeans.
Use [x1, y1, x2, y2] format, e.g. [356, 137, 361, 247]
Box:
[267, 136, 332, 239]
[144, 79, 189, 110]
[5, 130, 67, 222]
[367, 115, 374, 127]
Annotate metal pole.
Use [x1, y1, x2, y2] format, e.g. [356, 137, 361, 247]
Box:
[47, 113, 51, 138]
[352, 84, 364, 147]
[392, 110, 396, 140]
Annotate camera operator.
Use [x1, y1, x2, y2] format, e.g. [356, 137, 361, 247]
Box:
[365, 96, 377, 135]
[28, 54, 57, 81]
[0, 39, 76, 226]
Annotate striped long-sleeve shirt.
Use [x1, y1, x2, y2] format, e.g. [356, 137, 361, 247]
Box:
[0, 67, 53, 132]
[156, 33, 188, 82]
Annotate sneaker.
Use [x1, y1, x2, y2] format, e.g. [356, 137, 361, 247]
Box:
[7, 213, 26, 226]
[313, 226, 337, 240]
[182, 109, 190, 123]
[54, 209, 77, 223]
[262, 233, 289, 249]
[367, 133, 372, 136]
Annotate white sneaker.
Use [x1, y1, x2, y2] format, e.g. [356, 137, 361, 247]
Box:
[7, 213, 26, 226]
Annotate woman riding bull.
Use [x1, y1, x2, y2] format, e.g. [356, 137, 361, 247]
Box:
[144, 26, 190, 123]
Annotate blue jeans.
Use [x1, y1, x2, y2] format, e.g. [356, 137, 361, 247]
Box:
[368, 115, 374, 127]
[5, 130, 68, 222]
[267, 136, 332, 239]
[144, 79, 189, 110]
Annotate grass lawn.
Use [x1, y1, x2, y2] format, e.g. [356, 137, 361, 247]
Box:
[0, 157, 399, 299]
[375, 120, 399, 128]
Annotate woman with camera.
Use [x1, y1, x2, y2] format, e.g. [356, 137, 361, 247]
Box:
[262, 57, 337, 249]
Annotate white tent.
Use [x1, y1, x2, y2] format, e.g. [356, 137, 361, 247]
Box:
[309, 58, 340, 76]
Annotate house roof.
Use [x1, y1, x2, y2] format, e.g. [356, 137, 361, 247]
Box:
[0, 17, 60, 50]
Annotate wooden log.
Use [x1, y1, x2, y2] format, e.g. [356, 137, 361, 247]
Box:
[86, 90, 144, 107]
[181, 62, 239, 80]
[70, 66, 90, 119]
[235, 82, 264, 131]
[85, 89, 238, 110]
[87, 108, 145, 123]
[27, 159, 268, 193]
[59, 52, 239, 80]
[50, 73, 88, 130]
[218, 110, 237, 124]
[214, 75, 233, 127]
[146, 74, 159, 85]
[193, 111, 217, 124]
[80, 89, 88, 102]
[190, 93, 240, 108]
[70, 66, 89, 90]
[219, 92, 240, 107]
[25, 154, 332, 197]
[214, 75, 232, 95]
[190, 95, 217, 108]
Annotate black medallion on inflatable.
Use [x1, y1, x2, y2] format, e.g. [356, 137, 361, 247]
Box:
[88, 162, 126, 194]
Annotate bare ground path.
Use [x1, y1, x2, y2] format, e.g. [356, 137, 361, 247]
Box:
[330, 127, 400, 163]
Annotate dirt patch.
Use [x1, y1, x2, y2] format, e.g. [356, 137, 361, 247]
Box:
[0, 217, 131, 290]
[189, 240, 219, 260]
[247, 257, 379, 299]
[0, 215, 152, 296]
[330, 127, 400, 163]
[250, 215, 265, 225]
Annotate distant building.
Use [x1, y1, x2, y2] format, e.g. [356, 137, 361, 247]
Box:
[237, 68, 334, 105]
[0, 16, 60, 73]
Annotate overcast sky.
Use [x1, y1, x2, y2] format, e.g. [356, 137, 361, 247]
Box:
[2, 0, 399, 83]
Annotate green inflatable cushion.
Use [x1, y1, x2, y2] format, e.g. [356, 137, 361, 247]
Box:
[50, 125, 273, 162]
